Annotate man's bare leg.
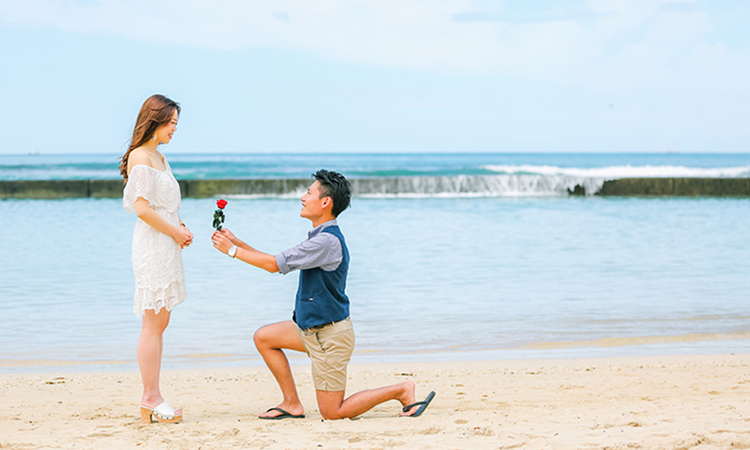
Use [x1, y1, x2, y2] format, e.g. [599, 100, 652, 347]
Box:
[253, 320, 307, 418]
[315, 380, 418, 420]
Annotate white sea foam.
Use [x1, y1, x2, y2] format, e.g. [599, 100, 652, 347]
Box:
[224, 191, 305, 200]
[225, 175, 604, 198]
[352, 175, 603, 197]
[481, 164, 750, 179]
[220, 165, 750, 198]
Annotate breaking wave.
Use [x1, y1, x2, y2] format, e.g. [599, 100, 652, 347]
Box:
[482, 164, 750, 179]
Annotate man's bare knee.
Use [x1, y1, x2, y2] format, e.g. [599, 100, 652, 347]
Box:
[316, 390, 347, 420]
[254, 324, 287, 350]
[319, 408, 343, 420]
[253, 327, 270, 349]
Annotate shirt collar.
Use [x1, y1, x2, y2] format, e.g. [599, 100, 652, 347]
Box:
[308, 219, 338, 238]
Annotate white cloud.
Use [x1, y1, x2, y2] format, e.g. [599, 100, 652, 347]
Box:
[1, 0, 748, 96]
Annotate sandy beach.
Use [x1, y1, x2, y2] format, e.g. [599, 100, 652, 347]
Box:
[1, 354, 749, 450]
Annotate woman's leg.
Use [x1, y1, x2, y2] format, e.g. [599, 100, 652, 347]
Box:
[138, 309, 171, 408]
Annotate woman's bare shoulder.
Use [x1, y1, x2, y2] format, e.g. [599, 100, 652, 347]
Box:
[127, 148, 154, 175]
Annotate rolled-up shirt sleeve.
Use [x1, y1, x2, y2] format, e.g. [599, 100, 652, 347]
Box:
[275, 233, 342, 275]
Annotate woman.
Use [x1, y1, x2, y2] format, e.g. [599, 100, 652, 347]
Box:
[120, 94, 193, 424]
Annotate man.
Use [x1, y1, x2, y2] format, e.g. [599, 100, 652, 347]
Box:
[211, 169, 435, 420]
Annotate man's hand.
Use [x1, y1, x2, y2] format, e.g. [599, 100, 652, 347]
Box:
[211, 228, 279, 273]
[219, 228, 239, 245]
[212, 228, 234, 255]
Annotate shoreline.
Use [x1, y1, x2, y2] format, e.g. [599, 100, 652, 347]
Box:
[4, 336, 750, 374]
[1, 351, 748, 376]
[2, 353, 749, 449]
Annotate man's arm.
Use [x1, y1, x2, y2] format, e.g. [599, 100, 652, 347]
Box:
[212, 227, 342, 275]
[212, 229, 279, 273]
[275, 232, 342, 274]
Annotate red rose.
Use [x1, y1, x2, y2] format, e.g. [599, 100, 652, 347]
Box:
[213, 199, 228, 231]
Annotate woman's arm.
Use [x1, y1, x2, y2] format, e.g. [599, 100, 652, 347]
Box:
[134, 198, 192, 246]
[128, 151, 192, 247]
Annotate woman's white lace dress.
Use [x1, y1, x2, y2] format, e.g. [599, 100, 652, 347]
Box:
[123, 162, 187, 317]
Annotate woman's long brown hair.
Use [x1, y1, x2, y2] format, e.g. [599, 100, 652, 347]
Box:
[119, 94, 181, 183]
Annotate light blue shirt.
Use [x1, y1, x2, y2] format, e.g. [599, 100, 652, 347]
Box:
[274, 220, 343, 275]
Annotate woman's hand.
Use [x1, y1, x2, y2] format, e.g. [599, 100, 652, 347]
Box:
[173, 225, 193, 248]
[181, 224, 194, 248]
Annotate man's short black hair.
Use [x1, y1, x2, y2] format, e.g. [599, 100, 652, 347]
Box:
[313, 169, 351, 217]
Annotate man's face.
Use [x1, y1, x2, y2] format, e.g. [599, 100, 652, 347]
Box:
[300, 181, 329, 220]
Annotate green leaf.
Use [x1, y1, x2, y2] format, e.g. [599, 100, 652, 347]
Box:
[213, 219, 220, 228]
[220, 216, 225, 223]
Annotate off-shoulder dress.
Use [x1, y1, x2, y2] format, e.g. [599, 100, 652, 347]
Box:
[123, 161, 187, 317]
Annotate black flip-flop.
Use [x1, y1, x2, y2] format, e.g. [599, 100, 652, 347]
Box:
[402, 391, 436, 417]
[258, 407, 305, 420]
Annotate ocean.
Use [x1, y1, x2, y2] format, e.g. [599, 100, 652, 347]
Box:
[1, 152, 749, 372]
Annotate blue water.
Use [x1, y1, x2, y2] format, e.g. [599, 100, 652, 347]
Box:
[2, 152, 750, 180]
[1, 153, 749, 372]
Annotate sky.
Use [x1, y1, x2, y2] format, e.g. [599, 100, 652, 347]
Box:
[0, 0, 749, 155]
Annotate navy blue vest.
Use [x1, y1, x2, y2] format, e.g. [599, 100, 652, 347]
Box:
[292, 225, 350, 330]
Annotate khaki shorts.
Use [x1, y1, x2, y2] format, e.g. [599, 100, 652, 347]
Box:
[294, 317, 355, 392]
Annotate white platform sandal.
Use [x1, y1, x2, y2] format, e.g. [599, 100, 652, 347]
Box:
[140, 401, 183, 424]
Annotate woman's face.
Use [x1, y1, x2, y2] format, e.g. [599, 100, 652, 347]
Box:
[155, 109, 179, 145]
